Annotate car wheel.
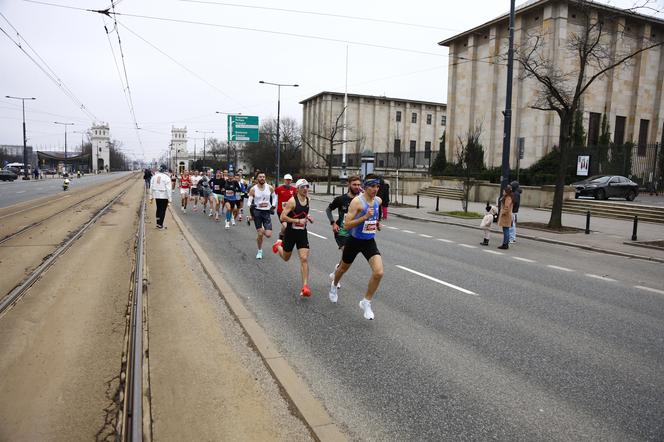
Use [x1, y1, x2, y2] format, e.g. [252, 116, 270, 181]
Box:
[595, 189, 606, 200]
[626, 190, 636, 201]
[574, 193, 580, 199]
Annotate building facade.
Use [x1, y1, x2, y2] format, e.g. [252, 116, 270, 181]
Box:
[91, 123, 110, 173]
[440, 0, 664, 176]
[301, 92, 447, 176]
[170, 126, 190, 173]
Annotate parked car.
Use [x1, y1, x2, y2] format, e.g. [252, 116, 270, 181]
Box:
[572, 175, 639, 201]
[0, 169, 18, 181]
[43, 169, 57, 175]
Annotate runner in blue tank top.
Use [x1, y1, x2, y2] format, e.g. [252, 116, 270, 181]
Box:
[329, 174, 384, 320]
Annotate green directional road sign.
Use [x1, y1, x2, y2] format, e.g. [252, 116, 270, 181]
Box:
[228, 115, 259, 142]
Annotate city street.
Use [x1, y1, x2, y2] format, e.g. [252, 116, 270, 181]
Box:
[174, 193, 664, 441]
[0, 172, 133, 208]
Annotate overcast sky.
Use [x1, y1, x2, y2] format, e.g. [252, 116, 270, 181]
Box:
[1, 0, 659, 161]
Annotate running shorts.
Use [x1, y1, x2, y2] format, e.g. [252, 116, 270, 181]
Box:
[334, 232, 348, 249]
[180, 187, 190, 196]
[226, 200, 239, 209]
[253, 210, 272, 231]
[341, 236, 380, 264]
[191, 187, 199, 196]
[283, 229, 309, 252]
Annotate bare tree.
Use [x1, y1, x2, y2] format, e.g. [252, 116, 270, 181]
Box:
[302, 107, 363, 194]
[514, 0, 664, 228]
[457, 125, 485, 212]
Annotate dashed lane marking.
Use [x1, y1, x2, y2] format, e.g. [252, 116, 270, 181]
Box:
[16, 191, 26, 194]
[585, 273, 616, 282]
[396, 265, 478, 296]
[402, 230, 415, 234]
[634, 285, 664, 296]
[547, 265, 574, 272]
[437, 238, 454, 243]
[458, 244, 477, 249]
[385, 226, 398, 230]
[308, 231, 327, 240]
[513, 257, 536, 263]
[483, 250, 504, 255]
[419, 234, 433, 238]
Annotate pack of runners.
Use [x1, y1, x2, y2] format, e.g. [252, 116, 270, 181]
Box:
[174, 169, 385, 321]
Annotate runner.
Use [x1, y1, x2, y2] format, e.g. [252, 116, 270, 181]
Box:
[209, 170, 226, 221]
[274, 173, 297, 240]
[325, 175, 362, 287]
[190, 170, 202, 212]
[237, 171, 249, 222]
[272, 178, 314, 297]
[247, 172, 276, 259]
[197, 170, 212, 215]
[178, 170, 192, 213]
[223, 173, 242, 229]
[328, 174, 383, 319]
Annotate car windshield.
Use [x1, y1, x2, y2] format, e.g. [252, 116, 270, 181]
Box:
[588, 176, 611, 184]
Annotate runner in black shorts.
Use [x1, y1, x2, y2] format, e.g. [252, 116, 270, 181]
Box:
[247, 172, 276, 259]
[272, 179, 314, 298]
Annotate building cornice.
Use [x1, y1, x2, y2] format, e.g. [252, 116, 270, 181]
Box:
[299, 91, 446, 108]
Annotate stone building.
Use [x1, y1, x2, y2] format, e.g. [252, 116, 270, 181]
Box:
[91, 123, 110, 173]
[439, 0, 664, 171]
[170, 126, 190, 173]
[300, 91, 447, 175]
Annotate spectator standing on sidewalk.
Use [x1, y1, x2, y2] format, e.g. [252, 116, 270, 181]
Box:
[497, 185, 514, 249]
[480, 203, 497, 246]
[379, 178, 390, 220]
[143, 168, 152, 189]
[509, 180, 522, 243]
[150, 165, 172, 229]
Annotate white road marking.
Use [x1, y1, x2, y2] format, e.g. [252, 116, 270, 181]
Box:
[634, 285, 664, 296]
[308, 231, 327, 240]
[483, 250, 504, 255]
[385, 226, 398, 230]
[402, 230, 415, 234]
[585, 273, 616, 282]
[458, 244, 477, 249]
[16, 191, 26, 194]
[419, 234, 433, 238]
[437, 238, 454, 243]
[513, 257, 536, 263]
[547, 265, 574, 272]
[396, 265, 478, 296]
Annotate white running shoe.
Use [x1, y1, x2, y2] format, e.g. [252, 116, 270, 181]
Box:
[329, 264, 341, 288]
[328, 275, 338, 303]
[231, 218, 236, 226]
[359, 299, 374, 320]
[208, 210, 213, 217]
[225, 220, 230, 229]
[183, 208, 186, 214]
[238, 214, 243, 221]
[256, 250, 263, 259]
[181, 206, 185, 213]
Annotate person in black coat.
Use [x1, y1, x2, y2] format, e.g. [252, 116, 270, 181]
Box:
[378, 178, 390, 219]
[509, 180, 521, 243]
[143, 168, 153, 189]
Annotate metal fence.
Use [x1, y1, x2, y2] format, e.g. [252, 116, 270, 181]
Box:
[328, 150, 436, 170]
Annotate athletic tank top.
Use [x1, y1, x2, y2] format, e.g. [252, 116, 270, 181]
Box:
[287, 196, 309, 231]
[350, 195, 379, 240]
[253, 184, 272, 211]
[180, 176, 191, 188]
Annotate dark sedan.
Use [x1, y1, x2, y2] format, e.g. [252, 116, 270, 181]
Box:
[572, 175, 639, 201]
[0, 169, 18, 181]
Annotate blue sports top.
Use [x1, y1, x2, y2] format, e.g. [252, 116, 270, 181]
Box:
[349, 195, 379, 240]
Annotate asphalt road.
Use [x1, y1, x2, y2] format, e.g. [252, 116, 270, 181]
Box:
[171, 193, 664, 441]
[0, 172, 134, 208]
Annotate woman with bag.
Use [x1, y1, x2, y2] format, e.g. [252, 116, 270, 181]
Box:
[497, 185, 514, 250]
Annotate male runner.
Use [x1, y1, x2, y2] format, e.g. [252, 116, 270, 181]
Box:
[326, 175, 362, 289]
[178, 170, 192, 213]
[190, 170, 202, 211]
[247, 172, 276, 259]
[223, 173, 242, 229]
[329, 174, 383, 319]
[272, 179, 314, 297]
[274, 173, 297, 240]
[209, 170, 226, 221]
[197, 170, 212, 214]
[237, 171, 249, 222]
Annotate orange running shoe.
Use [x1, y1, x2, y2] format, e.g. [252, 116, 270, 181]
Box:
[272, 240, 283, 254]
[300, 284, 311, 297]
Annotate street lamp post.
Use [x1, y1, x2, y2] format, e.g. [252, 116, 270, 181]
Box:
[216, 111, 242, 171]
[195, 130, 215, 163]
[54, 121, 75, 174]
[259, 80, 299, 185]
[6, 95, 36, 180]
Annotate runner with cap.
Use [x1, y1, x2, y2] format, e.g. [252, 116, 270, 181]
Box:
[275, 173, 297, 241]
[247, 172, 277, 259]
[328, 174, 383, 319]
[272, 178, 314, 298]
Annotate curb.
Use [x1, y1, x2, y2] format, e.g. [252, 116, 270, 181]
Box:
[168, 206, 347, 442]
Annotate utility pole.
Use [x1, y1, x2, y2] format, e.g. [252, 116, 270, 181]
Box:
[341, 45, 349, 181]
[195, 130, 214, 163]
[6, 95, 36, 180]
[501, 0, 516, 194]
[54, 121, 74, 174]
[216, 111, 242, 171]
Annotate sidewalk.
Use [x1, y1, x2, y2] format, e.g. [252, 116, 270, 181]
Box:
[311, 190, 664, 264]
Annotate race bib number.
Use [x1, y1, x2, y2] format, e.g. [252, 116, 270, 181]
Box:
[214, 185, 220, 191]
[362, 220, 377, 234]
[258, 201, 269, 208]
[292, 219, 305, 230]
[225, 190, 235, 197]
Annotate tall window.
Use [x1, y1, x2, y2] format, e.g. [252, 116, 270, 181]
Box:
[426, 114, 432, 125]
[409, 140, 416, 158]
[396, 111, 401, 122]
[411, 112, 417, 123]
[638, 119, 649, 156]
[394, 139, 401, 155]
[587, 112, 601, 146]
[614, 116, 626, 145]
[441, 115, 447, 126]
[424, 141, 432, 159]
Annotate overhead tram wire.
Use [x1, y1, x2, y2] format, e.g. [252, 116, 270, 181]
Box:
[0, 13, 98, 121]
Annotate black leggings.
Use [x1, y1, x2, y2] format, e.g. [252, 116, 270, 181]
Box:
[155, 199, 169, 227]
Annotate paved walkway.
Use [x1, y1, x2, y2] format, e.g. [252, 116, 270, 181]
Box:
[311, 189, 664, 263]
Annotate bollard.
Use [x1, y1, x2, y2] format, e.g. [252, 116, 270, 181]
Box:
[416, 194, 420, 209]
[313, 182, 316, 193]
[332, 185, 336, 196]
[436, 196, 440, 212]
[585, 210, 590, 234]
[631, 215, 638, 241]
